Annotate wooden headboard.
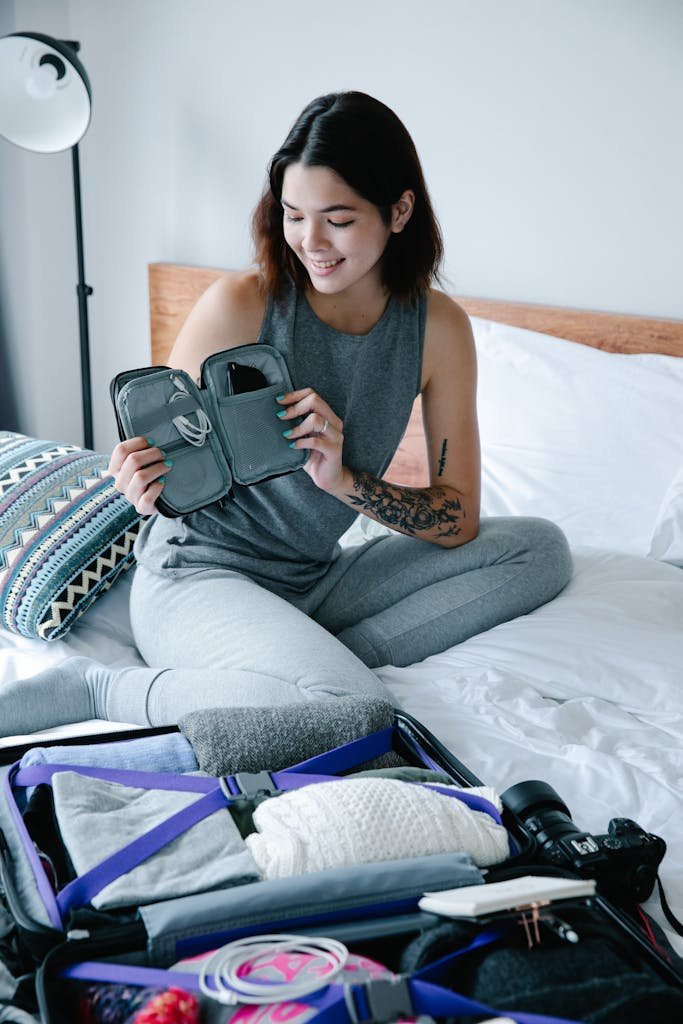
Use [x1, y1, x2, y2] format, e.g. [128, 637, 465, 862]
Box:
[149, 262, 683, 487]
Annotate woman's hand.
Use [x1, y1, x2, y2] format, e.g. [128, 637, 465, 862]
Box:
[108, 437, 169, 515]
[276, 388, 349, 494]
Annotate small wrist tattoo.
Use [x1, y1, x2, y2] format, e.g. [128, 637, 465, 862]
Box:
[437, 438, 449, 477]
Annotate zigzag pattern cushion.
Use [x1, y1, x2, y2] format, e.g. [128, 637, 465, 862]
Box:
[0, 432, 142, 641]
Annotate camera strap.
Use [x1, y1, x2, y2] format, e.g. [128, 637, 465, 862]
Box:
[656, 875, 683, 937]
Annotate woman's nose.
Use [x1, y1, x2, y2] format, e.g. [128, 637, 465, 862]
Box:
[303, 221, 328, 253]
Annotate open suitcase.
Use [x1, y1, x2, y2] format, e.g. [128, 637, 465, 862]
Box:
[1, 708, 682, 1023]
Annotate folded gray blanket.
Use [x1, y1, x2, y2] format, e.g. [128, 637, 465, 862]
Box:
[178, 695, 400, 776]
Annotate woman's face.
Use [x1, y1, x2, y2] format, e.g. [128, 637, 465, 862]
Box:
[281, 163, 394, 299]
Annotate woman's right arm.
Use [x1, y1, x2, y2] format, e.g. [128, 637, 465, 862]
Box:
[108, 270, 266, 514]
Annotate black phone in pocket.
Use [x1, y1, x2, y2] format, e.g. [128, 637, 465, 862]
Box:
[226, 361, 268, 395]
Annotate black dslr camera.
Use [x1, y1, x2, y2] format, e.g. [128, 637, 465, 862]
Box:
[502, 780, 666, 906]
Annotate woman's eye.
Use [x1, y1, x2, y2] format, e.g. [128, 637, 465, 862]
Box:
[329, 220, 354, 228]
[284, 214, 303, 223]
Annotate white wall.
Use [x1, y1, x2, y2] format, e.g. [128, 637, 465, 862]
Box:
[1, 0, 682, 450]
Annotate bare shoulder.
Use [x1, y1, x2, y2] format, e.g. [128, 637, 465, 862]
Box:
[207, 269, 266, 334]
[426, 288, 472, 339]
[168, 268, 267, 377]
[422, 288, 476, 383]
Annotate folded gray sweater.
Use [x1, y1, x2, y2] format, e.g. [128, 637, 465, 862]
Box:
[178, 695, 400, 776]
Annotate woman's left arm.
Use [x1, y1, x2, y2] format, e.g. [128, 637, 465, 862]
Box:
[279, 291, 481, 548]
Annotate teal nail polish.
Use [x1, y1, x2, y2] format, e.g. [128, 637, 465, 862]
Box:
[276, 410, 287, 419]
[288, 441, 297, 448]
[275, 394, 285, 402]
[158, 476, 166, 485]
[146, 436, 155, 446]
[282, 428, 293, 438]
[164, 458, 174, 468]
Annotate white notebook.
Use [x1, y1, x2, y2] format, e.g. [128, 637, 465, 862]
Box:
[419, 874, 596, 917]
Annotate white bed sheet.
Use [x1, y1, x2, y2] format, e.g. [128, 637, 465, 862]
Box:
[1, 536, 682, 952]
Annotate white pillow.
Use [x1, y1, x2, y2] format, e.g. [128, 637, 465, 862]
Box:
[648, 466, 683, 567]
[472, 317, 683, 556]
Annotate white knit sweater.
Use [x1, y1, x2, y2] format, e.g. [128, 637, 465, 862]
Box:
[245, 778, 509, 880]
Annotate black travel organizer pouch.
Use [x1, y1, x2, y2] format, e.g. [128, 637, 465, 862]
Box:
[110, 344, 307, 517]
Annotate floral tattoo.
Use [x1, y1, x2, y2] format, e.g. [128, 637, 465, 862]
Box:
[348, 472, 464, 537]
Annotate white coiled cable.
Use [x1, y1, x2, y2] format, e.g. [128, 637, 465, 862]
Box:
[197, 933, 349, 1006]
[169, 373, 213, 447]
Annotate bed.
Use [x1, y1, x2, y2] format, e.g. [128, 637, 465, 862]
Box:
[1, 263, 682, 954]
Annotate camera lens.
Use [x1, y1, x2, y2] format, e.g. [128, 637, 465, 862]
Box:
[502, 780, 572, 820]
[501, 780, 579, 851]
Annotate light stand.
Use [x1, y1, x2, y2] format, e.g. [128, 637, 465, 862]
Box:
[72, 141, 94, 448]
[0, 31, 94, 448]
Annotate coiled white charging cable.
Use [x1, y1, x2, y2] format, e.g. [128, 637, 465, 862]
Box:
[169, 373, 213, 447]
[198, 933, 349, 1006]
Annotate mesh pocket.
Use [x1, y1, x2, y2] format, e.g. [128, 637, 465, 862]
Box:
[219, 385, 306, 484]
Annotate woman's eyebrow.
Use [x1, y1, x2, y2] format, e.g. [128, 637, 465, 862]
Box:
[281, 198, 357, 213]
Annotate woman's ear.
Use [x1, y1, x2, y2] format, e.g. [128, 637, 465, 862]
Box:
[390, 189, 415, 233]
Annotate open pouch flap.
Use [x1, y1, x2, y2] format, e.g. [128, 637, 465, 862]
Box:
[112, 366, 231, 515]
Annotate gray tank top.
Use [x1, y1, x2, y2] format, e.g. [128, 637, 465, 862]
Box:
[134, 279, 427, 601]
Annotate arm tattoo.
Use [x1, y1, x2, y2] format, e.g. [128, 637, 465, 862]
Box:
[348, 471, 464, 537]
[437, 438, 449, 477]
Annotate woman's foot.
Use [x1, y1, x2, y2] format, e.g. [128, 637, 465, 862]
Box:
[1, 657, 104, 737]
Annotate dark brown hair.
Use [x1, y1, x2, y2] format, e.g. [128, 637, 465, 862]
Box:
[252, 92, 443, 301]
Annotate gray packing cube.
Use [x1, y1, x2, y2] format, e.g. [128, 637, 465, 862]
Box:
[139, 852, 483, 965]
[110, 344, 307, 516]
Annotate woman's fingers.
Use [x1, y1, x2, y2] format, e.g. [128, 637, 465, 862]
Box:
[108, 437, 169, 514]
[276, 388, 346, 492]
[276, 386, 315, 405]
[276, 389, 341, 432]
[108, 437, 156, 476]
[131, 476, 167, 516]
[282, 409, 338, 442]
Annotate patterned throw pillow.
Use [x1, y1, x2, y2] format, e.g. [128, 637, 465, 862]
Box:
[0, 432, 141, 641]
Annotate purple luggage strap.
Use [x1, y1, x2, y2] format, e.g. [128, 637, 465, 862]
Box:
[11, 725, 504, 918]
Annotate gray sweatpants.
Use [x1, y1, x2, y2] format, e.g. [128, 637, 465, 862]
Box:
[123, 516, 572, 724]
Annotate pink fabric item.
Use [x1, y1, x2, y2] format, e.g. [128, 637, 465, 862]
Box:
[181, 949, 418, 1023]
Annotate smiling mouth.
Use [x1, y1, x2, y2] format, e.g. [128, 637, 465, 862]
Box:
[309, 258, 344, 269]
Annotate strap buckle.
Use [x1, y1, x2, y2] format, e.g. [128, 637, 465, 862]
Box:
[231, 771, 279, 798]
[343, 976, 413, 1024]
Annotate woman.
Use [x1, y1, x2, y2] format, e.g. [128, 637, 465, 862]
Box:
[4, 92, 571, 735]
